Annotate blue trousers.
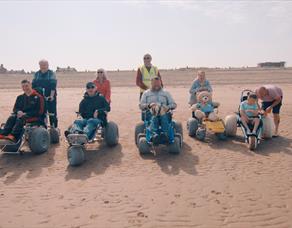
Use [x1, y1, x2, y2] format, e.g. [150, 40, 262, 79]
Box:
[146, 113, 174, 143]
[71, 118, 101, 140]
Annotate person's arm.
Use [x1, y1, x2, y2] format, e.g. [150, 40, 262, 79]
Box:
[49, 72, 57, 98]
[13, 96, 22, 114]
[266, 96, 282, 113]
[166, 91, 177, 110]
[157, 71, 163, 87]
[32, 73, 37, 89]
[105, 80, 111, 103]
[206, 80, 213, 92]
[136, 68, 148, 90]
[139, 92, 148, 110]
[79, 100, 87, 118]
[101, 95, 111, 113]
[189, 80, 199, 94]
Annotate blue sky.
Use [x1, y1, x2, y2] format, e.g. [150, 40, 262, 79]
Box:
[0, 1, 291, 71]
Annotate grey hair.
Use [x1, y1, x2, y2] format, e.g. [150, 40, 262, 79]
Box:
[39, 59, 49, 65]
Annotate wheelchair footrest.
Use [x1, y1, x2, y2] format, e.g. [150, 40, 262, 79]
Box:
[67, 134, 88, 145]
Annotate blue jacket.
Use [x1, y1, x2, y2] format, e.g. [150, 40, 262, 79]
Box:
[189, 79, 212, 94]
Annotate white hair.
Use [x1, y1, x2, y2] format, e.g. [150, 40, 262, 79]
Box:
[39, 59, 49, 65]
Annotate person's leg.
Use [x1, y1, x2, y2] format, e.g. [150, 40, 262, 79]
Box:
[160, 114, 174, 143]
[252, 118, 260, 134]
[47, 98, 58, 128]
[83, 118, 102, 140]
[189, 93, 197, 106]
[272, 100, 282, 136]
[241, 116, 251, 134]
[1, 115, 17, 136]
[10, 118, 26, 140]
[71, 119, 87, 133]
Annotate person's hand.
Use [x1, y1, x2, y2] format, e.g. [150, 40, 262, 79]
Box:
[265, 106, 272, 115]
[17, 111, 25, 118]
[93, 110, 98, 118]
[47, 96, 54, 102]
[149, 103, 156, 109]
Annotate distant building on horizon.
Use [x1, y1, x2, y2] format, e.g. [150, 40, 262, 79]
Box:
[257, 61, 286, 68]
[56, 66, 78, 73]
[0, 64, 7, 73]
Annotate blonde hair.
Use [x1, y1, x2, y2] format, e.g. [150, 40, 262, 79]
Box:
[96, 68, 107, 81]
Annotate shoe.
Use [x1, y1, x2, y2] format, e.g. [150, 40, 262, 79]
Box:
[152, 134, 160, 146]
[0, 134, 6, 140]
[5, 134, 16, 142]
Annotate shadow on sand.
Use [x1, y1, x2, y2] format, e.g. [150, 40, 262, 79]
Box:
[140, 142, 199, 176]
[0, 144, 58, 184]
[65, 143, 123, 181]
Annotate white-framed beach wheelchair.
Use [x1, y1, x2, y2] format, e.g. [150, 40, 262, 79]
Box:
[224, 89, 274, 150]
[65, 111, 119, 166]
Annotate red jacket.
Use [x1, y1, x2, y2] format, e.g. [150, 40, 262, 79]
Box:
[93, 79, 111, 103]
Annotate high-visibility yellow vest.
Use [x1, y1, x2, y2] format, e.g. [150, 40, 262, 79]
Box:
[140, 65, 158, 92]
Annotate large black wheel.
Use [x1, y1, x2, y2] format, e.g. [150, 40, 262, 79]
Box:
[168, 136, 182, 154]
[196, 127, 206, 141]
[138, 137, 151, 155]
[187, 118, 199, 137]
[173, 121, 183, 139]
[67, 145, 85, 166]
[104, 121, 119, 147]
[135, 122, 145, 145]
[49, 128, 60, 144]
[248, 136, 257, 151]
[28, 127, 50, 154]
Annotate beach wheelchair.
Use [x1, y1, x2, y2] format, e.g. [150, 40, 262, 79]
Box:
[135, 104, 183, 155]
[65, 110, 119, 166]
[224, 89, 274, 150]
[187, 103, 227, 141]
[0, 90, 60, 155]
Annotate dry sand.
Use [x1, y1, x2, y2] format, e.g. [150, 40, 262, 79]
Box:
[0, 68, 292, 228]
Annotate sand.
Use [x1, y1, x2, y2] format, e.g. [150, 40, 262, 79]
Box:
[0, 68, 292, 228]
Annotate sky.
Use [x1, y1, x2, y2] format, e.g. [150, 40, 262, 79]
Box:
[0, 0, 292, 71]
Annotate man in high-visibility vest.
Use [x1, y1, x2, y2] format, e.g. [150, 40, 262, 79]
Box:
[136, 53, 162, 99]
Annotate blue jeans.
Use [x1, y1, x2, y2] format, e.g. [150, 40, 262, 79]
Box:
[71, 118, 102, 140]
[146, 113, 174, 143]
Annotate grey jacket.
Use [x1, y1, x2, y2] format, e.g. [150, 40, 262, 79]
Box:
[140, 88, 177, 110]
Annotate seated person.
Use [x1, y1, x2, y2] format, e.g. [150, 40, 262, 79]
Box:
[140, 77, 177, 144]
[240, 93, 260, 135]
[93, 68, 111, 103]
[189, 70, 213, 105]
[68, 82, 110, 140]
[0, 80, 45, 142]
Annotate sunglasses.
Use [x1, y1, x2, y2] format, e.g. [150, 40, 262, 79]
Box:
[97, 71, 104, 74]
[144, 57, 151, 60]
[87, 86, 95, 89]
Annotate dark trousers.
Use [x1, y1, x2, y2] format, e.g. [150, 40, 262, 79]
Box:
[47, 97, 58, 127]
[1, 115, 25, 140]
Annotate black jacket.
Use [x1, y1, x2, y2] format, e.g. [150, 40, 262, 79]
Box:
[13, 90, 45, 119]
[79, 92, 110, 125]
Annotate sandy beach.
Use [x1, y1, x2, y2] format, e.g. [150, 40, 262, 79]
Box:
[0, 68, 292, 228]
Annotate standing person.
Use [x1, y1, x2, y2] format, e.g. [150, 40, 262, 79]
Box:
[256, 85, 283, 137]
[93, 68, 111, 103]
[32, 59, 58, 127]
[0, 80, 45, 142]
[136, 53, 162, 100]
[189, 70, 213, 105]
